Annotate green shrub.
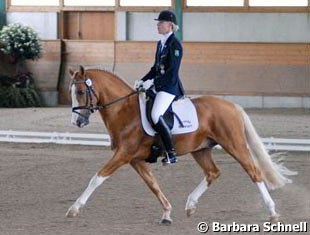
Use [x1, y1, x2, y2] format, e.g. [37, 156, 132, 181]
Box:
[0, 73, 41, 107]
[0, 24, 42, 107]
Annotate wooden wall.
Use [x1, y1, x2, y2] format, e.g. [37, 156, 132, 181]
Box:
[181, 43, 309, 96]
[56, 41, 309, 104]
[26, 40, 61, 92]
[63, 12, 115, 40]
[5, 40, 306, 105]
[0, 41, 61, 93]
[58, 40, 115, 104]
[114, 41, 310, 96]
[0, 40, 61, 105]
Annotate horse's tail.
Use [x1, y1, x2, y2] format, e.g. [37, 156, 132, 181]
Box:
[236, 105, 297, 190]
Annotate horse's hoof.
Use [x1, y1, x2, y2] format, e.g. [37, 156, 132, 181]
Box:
[160, 219, 172, 225]
[65, 207, 80, 218]
[269, 213, 280, 223]
[186, 208, 196, 217]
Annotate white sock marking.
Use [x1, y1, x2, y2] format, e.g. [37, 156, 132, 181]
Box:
[73, 174, 109, 209]
[256, 182, 277, 216]
[186, 177, 208, 210]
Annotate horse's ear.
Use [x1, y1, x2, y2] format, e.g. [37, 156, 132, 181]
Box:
[69, 67, 74, 76]
[79, 65, 85, 76]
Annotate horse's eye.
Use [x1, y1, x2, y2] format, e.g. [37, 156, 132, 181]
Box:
[76, 90, 85, 96]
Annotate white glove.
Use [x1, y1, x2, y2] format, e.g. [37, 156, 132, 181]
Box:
[143, 79, 154, 90]
[134, 80, 143, 90]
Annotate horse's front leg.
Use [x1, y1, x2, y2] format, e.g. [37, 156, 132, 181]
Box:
[130, 159, 173, 225]
[66, 150, 129, 217]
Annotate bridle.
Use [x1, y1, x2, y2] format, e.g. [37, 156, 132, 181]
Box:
[71, 78, 138, 119]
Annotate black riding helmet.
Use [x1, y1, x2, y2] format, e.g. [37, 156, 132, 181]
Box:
[154, 10, 177, 25]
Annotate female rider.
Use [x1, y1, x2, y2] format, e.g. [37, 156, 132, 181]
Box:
[136, 10, 184, 164]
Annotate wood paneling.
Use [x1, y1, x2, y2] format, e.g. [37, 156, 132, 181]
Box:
[180, 42, 309, 96]
[115, 41, 156, 62]
[182, 43, 309, 65]
[115, 41, 309, 65]
[114, 41, 310, 96]
[63, 11, 115, 40]
[26, 40, 61, 91]
[55, 41, 309, 103]
[58, 40, 115, 104]
[63, 40, 114, 62]
[181, 64, 309, 96]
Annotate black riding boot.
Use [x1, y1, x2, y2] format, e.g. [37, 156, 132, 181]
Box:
[155, 116, 177, 164]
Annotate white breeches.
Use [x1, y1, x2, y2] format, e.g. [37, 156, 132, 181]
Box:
[151, 91, 175, 124]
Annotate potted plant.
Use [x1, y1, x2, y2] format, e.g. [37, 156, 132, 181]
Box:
[0, 23, 42, 107]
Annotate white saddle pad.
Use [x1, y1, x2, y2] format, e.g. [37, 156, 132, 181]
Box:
[138, 94, 199, 136]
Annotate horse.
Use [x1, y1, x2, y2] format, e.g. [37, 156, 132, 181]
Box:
[65, 66, 296, 224]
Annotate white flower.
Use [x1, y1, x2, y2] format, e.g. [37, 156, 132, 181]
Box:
[0, 23, 41, 60]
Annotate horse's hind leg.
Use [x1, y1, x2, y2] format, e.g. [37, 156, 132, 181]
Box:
[221, 139, 279, 221]
[186, 149, 220, 217]
[130, 159, 173, 225]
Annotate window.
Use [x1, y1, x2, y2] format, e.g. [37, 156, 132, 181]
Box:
[64, 0, 115, 6]
[120, 0, 171, 6]
[186, 0, 244, 6]
[249, 0, 308, 6]
[11, 0, 59, 6]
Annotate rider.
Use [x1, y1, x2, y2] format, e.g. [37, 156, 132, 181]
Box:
[135, 10, 185, 164]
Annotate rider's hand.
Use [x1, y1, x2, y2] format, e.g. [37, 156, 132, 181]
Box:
[143, 79, 154, 90]
[134, 80, 144, 91]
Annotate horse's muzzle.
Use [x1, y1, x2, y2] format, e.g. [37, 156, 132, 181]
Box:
[71, 111, 90, 128]
[76, 115, 90, 128]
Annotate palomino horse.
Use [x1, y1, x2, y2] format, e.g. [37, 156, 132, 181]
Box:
[66, 66, 295, 224]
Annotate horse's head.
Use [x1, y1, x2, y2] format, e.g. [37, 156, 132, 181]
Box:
[69, 66, 99, 128]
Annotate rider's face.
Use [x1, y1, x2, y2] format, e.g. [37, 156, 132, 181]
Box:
[157, 21, 172, 35]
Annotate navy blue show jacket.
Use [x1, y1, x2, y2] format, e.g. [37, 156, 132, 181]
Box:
[141, 33, 185, 97]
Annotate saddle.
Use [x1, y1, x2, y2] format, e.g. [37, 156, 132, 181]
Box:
[138, 89, 199, 163]
[145, 89, 177, 130]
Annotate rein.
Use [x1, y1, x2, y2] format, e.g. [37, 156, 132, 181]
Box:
[71, 78, 138, 116]
[96, 90, 138, 110]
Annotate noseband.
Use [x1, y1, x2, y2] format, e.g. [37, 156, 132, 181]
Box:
[71, 78, 98, 119]
[71, 78, 138, 118]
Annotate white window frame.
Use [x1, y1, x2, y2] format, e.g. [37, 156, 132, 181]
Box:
[119, 0, 171, 6]
[186, 0, 244, 7]
[249, 0, 308, 7]
[7, 0, 309, 11]
[64, 0, 115, 6]
[10, 0, 59, 6]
